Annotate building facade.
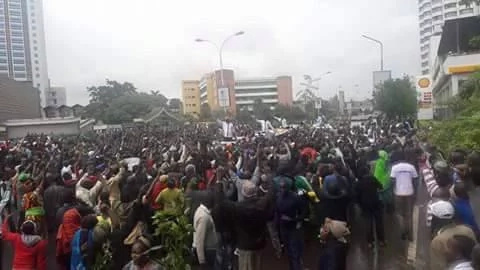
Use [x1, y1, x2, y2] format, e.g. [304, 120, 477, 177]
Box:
[0, 0, 49, 105]
[0, 76, 41, 122]
[185, 71, 293, 115]
[431, 17, 480, 119]
[199, 69, 236, 114]
[45, 86, 66, 106]
[418, 0, 480, 74]
[234, 76, 293, 112]
[181, 80, 200, 116]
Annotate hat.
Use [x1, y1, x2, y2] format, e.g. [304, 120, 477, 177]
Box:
[18, 172, 30, 183]
[241, 181, 257, 199]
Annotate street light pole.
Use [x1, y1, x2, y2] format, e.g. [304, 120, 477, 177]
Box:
[361, 35, 384, 71]
[195, 31, 245, 87]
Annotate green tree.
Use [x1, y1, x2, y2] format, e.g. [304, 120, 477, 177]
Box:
[102, 94, 168, 124]
[199, 103, 212, 121]
[469, 36, 480, 50]
[87, 80, 137, 104]
[374, 77, 417, 118]
[253, 99, 272, 120]
[236, 108, 254, 123]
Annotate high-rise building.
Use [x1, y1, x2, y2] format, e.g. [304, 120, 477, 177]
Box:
[0, 0, 49, 105]
[199, 69, 236, 115]
[418, 0, 480, 74]
[181, 80, 200, 116]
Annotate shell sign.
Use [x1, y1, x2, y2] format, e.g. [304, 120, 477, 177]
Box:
[417, 77, 430, 88]
[416, 75, 433, 120]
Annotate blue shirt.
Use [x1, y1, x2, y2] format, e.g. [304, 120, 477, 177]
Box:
[454, 198, 480, 233]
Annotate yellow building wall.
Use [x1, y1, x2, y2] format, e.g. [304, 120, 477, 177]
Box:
[181, 80, 201, 116]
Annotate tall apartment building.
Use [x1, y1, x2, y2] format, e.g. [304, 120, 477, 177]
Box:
[0, 0, 49, 105]
[418, 0, 480, 74]
[234, 76, 293, 112]
[181, 80, 200, 116]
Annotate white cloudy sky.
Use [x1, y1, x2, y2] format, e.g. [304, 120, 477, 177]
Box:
[44, 0, 420, 105]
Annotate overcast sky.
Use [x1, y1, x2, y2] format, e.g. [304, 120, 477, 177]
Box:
[44, 0, 420, 105]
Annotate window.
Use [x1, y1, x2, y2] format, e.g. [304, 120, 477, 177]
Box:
[13, 59, 24, 64]
[433, 15, 443, 21]
[32, 33, 36, 37]
[13, 52, 24, 57]
[32, 19, 36, 24]
[11, 38, 23, 44]
[460, 8, 474, 15]
[36, 83, 40, 87]
[432, 7, 442, 13]
[0, 58, 6, 63]
[33, 40, 37, 44]
[31, 26, 36, 30]
[0, 52, 6, 57]
[422, 61, 429, 67]
[34, 60, 38, 64]
[0, 65, 7, 70]
[445, 11, 457, 18]
[14, 66, 25, 71]
[53, 99, 57, 105]
[12, 45, 23, 50]
[33, 46, 37, 50]
[445, 3, 456, 9]
[35, 67, 38, 71]
[432, 0, 441, 4]
[15, 72, 26, 78]
[0, 31, 5, 36]
[9, 10, 21, 16]
[34, 53, 38, 57]
[9, 17, 21, 23]
[35, 73, 39, 77]
[10, 24, 22, 30]
[11, 31, 22, 36]
[0, 44, 6, 50]
[50, 92, 56, 97]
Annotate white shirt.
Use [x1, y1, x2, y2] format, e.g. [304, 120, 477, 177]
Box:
[222, 121, 234, 138]
[391, 162, 418, 196]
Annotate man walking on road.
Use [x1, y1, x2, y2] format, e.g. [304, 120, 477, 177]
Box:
[390, 151, 419, 241]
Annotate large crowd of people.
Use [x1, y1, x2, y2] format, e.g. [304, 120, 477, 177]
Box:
[0, 116, 479, 270]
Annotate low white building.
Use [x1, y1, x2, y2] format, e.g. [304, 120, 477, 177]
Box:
[431, 16, 480, 118]
[3, 117, 80, 138]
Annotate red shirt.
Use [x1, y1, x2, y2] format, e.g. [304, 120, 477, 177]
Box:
[2, 220, 47, 270]
[301, 147, 318, 163]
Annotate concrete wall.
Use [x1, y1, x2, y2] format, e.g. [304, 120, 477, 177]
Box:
[276, 76, 293, 106]
[7, 122, 79, 138]
[0, 77, 41, 122]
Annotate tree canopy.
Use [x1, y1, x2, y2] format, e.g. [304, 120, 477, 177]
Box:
[420, 72, 480, 153]
[84, 80, 170, 124]
[374, 77, 417, 118]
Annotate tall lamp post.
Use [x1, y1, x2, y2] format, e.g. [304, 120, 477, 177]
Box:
[361, 34, 384, 71]
[195, 31, 245, 87]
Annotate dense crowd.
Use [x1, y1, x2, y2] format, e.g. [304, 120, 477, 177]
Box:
[0, 117, 480, 270]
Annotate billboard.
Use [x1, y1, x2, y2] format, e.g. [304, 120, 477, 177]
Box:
[217, 87, 230, 107]
[416, 75, 434, 120]
[373, 70, 392, 91]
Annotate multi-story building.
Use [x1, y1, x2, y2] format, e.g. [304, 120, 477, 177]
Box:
[182, 80, 200, 116]
[0, 75, 41, 122]
[234, 76, 293, 112]
[184, 71, 293, 115]
[45, 86, 66, 106]
[418, 0, 480, 74]
[431, 16, 480, 119]
[199, 69, 236, 114]
[0, 0, 49, 105]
